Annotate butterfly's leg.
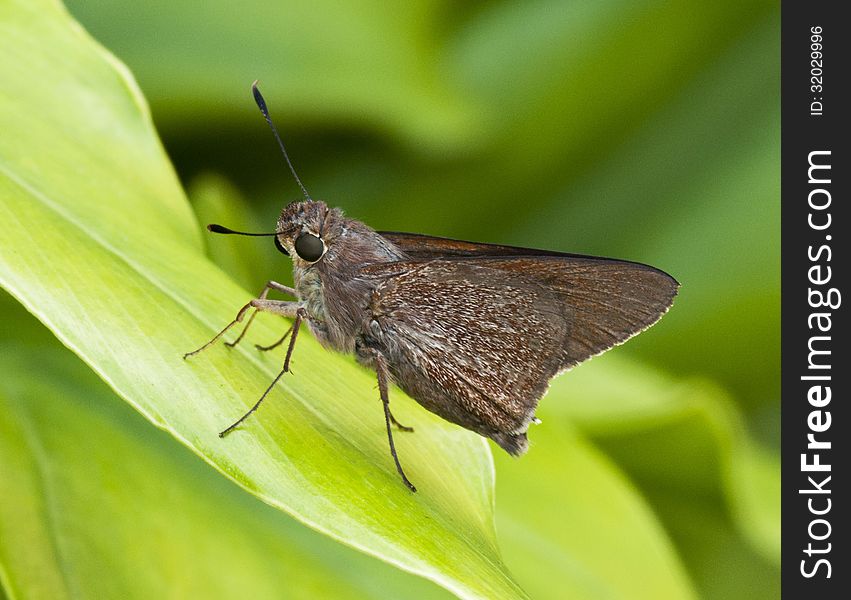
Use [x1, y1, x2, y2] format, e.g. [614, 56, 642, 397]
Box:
[254, 325, 294, 352]
[371, 351, 417, 492]
[183, 281, 296, 358]
[219, 304, 305, 437]
[388, 410, 414, 432]
[225, 282, 297, 348]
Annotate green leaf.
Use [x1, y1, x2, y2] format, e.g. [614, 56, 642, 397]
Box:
[0, 3, 523, 598]
[0, 298, 451, 600]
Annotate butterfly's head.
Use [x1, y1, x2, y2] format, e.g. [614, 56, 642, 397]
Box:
[274, 200, 340, 265]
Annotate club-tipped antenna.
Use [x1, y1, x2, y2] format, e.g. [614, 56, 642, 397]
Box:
[251, 80, 312, 202]
[207, 224, 281, 236]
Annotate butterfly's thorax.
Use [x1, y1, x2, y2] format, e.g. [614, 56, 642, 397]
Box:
[293, 263, 331, 341]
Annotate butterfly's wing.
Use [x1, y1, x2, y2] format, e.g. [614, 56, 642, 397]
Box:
[378, 231, 679, 364]
[359, 254, 677, 454]
[380, 230, 616, 259]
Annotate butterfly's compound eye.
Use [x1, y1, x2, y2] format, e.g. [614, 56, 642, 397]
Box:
[274, 235, 289, 256]
[294, 232, 325, 262]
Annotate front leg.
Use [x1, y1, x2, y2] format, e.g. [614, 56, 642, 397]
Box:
[183, 281, 296, 358]
[225, 282, 297, 348]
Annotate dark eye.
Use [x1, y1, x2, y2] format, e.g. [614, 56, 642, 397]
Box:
[294, 232, 325, 262]
[274, 236, 289, 256]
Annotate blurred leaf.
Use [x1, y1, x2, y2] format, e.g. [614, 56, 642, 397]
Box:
[0, 3, 524, 598]
[64, 0, 482, 151]
[513, 13, 780, 416]
[539, 354, 780, 597]
[494, 422, 696, 600]
[188, 173, 280, 292]
[0, 298, 451, 600]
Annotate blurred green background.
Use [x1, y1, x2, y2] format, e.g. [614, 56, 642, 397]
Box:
[2, 0, 779, 598]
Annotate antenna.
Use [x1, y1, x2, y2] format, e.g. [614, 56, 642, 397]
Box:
[207, 224, 281, 236]
[207, 223, 290, 255]
[252, 80, 312, 202]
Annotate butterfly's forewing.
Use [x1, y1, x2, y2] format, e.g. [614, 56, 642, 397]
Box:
[365, 235, 678, 453]
[512, 255, 675, 363]
[379, 231, 570, 259]
[378, 232, 678, 365]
